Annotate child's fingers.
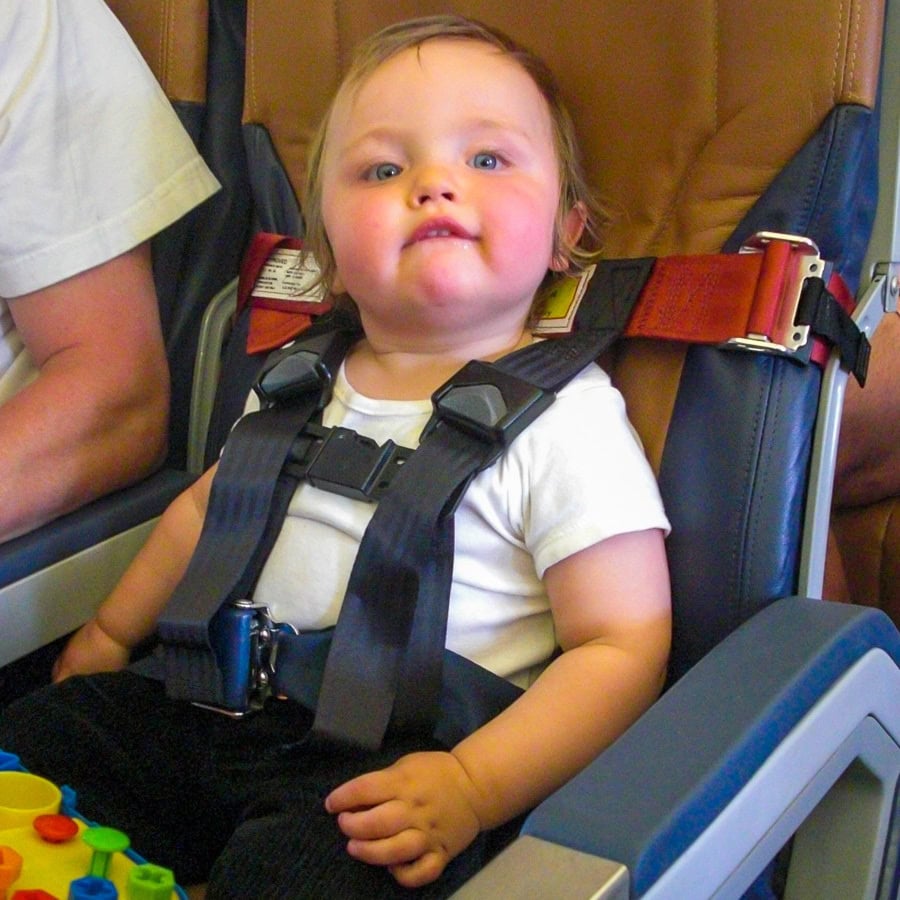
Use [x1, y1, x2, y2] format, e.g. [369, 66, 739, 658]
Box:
[326, 767, 400, 813]
[51, 656, 68, 682]
[389, 851, 449, 889]
[335, 799, 410, 840]
[345, 827, 428, 867]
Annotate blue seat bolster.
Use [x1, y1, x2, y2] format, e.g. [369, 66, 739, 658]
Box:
[521, 597, 900, 895]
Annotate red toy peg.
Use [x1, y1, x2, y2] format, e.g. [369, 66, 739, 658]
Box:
[32, 815, 78, 844]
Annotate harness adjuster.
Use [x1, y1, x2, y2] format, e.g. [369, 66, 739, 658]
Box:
[423, 360, 555, 464]
[253, 327, 353, 408]
[724, 231, 823, 358]
[284, 423, 414, 502]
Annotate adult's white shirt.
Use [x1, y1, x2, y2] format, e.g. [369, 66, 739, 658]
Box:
[0, 0, 220, 401]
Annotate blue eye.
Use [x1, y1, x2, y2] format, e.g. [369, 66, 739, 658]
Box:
[470, 152, 500, 170]
[367, 162, 402, 181]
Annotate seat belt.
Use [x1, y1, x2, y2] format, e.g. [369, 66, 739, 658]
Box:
[234, 230, 869, 384]
[158, 321, 359, 706]
[312, 326, 629, 748]
[153, 231, 869, 749]
[155, 309, 634, 741]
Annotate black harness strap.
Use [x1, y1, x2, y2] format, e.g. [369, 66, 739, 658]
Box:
[311, 326, 627, 748]
[151, 238, 869, 747]
[151, 262, 647, 743]
[158, 324, 358, 705]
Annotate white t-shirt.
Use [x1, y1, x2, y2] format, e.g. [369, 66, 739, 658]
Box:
[0, 0, 221, 400]
[252, 361, 670, 686]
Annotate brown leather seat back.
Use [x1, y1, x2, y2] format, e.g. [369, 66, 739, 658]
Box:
[243, 0, 882, 258]
[241, 2, 884, 477]
[104, 0, 208, 107]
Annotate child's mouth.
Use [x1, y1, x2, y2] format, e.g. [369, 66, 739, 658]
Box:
[406, 218, 474, 245]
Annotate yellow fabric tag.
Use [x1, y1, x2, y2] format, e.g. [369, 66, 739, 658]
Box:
[534, 264, 596, 335]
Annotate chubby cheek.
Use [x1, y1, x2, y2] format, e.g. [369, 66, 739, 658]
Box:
[481, 191, 558, 280]
[326, 197, 397, 293]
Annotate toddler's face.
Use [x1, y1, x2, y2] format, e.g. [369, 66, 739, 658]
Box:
[320, 38, 567, 349]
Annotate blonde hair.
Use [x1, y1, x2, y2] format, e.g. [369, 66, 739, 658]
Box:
[302, 14, 605, 303]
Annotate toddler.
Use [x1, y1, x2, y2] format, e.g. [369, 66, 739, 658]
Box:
[0, 15, 671, 898]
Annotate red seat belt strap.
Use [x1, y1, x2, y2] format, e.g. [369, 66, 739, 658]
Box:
[238, 231, 869, 385]
[615, 232, 868, 384]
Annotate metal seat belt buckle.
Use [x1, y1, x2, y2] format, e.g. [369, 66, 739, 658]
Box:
[194, 601, 290, 717]
[724, 231, 824, 359]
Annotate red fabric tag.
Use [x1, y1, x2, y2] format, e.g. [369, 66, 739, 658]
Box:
[236, 233, 332, 355]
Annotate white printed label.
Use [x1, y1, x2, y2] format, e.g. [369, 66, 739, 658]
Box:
[252, 248, 326, 302]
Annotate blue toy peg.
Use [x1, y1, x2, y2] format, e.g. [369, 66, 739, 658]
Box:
[67, 876, 117, 899]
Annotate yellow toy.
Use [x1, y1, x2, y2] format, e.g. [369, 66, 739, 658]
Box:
[0, 753, 184, 900]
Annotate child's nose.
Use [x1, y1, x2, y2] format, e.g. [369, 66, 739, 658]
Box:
[410, 165, 458, 206]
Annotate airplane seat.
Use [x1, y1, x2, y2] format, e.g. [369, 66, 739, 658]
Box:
[106, 0, 253, 471]
[102, 0, 209, 140]
[0, 0, 252, 672]
[187, 0, 900, 895]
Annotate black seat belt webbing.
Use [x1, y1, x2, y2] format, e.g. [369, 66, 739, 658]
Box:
[797, 277, 871, 385]
[158, 324, 359, 705]
[312, 325, 627, 748]
[159, 401, 320, 704]
[155, 261, 646, 740]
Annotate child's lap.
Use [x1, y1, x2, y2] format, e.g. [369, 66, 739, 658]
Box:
[0, 671, 257, 879]
[0, 671, 492, 895]
[207, 795, 489, 899]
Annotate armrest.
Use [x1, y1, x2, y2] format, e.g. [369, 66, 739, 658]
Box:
[0, 467, 194, 588]
[520, 597, 900, 896]
[0, 468, 195, 667]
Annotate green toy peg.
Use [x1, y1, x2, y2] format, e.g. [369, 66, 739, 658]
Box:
[81, 827, 129, 879]
[127, 864, 175, 899]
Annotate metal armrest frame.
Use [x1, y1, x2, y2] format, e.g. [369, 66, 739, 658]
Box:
[187, 277, 239, 474]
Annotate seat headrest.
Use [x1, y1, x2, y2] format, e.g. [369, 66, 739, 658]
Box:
[243, 0, 883, 257]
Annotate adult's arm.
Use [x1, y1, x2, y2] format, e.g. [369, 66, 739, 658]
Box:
[0, 241, 169, 541]
[834, 314, 900, 508]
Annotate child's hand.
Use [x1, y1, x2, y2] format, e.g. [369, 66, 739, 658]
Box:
[52, 618, 130, 682]
[325, 750, 484, 888]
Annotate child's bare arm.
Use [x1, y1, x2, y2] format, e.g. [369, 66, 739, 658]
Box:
[326, 527, 672, 887]
[53, 464, 217, 680]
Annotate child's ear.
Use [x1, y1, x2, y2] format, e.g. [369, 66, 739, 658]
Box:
[549, 203, 587, 272]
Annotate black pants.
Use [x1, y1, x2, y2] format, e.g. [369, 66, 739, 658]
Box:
[0, 672, 512, 897]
